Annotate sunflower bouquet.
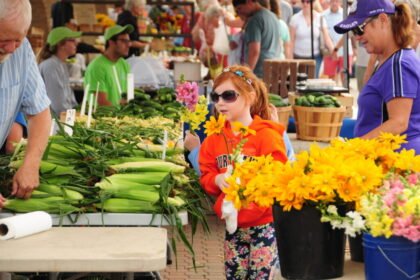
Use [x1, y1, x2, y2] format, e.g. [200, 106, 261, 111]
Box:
[218, 132, 420, 231]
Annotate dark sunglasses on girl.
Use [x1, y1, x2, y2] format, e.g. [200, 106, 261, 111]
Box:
[210, 90, 239, 103]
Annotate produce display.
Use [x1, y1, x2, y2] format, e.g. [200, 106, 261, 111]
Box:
[269, 93, 290, 107]
[295, 93, 341, 107]
[0, 105, 209, 261]
[98, 88, 182, 120]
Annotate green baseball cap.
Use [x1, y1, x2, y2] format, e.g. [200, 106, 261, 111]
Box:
[47, 27, 82, 47]
[104, 24, 134, 42]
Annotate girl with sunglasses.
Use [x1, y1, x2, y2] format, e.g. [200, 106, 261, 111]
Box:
[335, 0, 420, 155]
[199, 65, 287, 279]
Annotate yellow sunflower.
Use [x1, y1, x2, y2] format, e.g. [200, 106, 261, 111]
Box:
[204, 115, 225, 136]
[231, 122, 256, 136]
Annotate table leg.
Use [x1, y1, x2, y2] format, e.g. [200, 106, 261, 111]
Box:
[0, 272, 11, 280]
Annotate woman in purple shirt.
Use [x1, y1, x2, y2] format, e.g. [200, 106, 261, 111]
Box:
[334, 0, 420, 154]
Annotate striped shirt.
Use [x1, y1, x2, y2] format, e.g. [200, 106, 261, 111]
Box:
[355, 48, 420, 154]
[0, 38, 51, 147]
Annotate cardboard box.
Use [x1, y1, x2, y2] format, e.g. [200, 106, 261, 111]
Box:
[174, 61, 202, 82]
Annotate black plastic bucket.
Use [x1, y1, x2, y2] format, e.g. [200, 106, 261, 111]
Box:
[273, 204, 346, 280]
[349, 234, 364, 262]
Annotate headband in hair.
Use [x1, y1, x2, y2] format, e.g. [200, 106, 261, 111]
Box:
[223, 67, 252, 85]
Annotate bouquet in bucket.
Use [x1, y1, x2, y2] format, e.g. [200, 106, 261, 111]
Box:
[220, 132, 420, 235]
[175, 76, 208, 133]
[358, 172, 420, 242]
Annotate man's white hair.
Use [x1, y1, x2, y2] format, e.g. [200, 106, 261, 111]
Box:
[124, 0, 147, 10]
[0, 0, 32, 24]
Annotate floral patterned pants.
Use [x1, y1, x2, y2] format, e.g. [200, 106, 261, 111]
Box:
[224, 223, 279, 280]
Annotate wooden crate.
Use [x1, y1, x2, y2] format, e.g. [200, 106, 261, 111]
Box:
[263, 59, 316, 98]
[288, 92, 354, 118]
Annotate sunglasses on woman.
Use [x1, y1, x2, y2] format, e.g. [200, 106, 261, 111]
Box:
[351, 16, 378, 36]
[210, 90, 239, 103]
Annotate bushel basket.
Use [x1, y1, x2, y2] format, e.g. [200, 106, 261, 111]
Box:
[293, 105, 346, 142]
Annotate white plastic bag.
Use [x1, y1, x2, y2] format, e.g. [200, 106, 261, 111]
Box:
[220, 165, 238, 234]
[212, 20, 230, 56]
[127, 56, 172, 88]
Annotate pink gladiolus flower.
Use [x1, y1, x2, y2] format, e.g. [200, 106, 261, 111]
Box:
[383, 187, 401, 207]
[393, 217, 420, 242]
[407, 173, 418, 185]
[176, 81, 199, 111]
[390, 179, 404, 190]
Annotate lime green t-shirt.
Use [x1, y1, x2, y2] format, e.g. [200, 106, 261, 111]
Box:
[84, 54, 130, 107]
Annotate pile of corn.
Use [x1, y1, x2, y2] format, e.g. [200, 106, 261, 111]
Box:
[2, 136, 189, 215]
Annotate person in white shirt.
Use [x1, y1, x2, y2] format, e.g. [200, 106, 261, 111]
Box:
[322, 0, 353, 84]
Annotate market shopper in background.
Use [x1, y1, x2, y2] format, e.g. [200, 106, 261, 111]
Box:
[199, 65, 287, 279]
[289, 0, 334, 77]
[335, 0, 420, 154]
[232, 0, 281, 78]
[322, 0, 354, 84]
[117, 0, 150, 57]
[84, 25, 133, 107]
[258, 0, 292, 59]
[191, 4, 224, 68]
[51, 0, 74, 28]
[0, 0, 52, 207]
[38, 27, 81, 117]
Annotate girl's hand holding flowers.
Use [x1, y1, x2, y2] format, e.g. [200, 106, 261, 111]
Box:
[215, 165, 233, 190]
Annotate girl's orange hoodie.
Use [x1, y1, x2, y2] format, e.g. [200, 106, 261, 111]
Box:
[199, 116, 287, 228]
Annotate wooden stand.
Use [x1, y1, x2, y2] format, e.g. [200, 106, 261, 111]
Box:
[263, 59, 316, 98]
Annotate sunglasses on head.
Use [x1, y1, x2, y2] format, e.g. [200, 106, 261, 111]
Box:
[351, 16, 378, 36]
[210, 90, 239, 103]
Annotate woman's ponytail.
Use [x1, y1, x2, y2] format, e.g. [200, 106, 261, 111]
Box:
[391, 3, 415, 48]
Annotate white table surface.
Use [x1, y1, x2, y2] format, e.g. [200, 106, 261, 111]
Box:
[0, 227, 167, 272]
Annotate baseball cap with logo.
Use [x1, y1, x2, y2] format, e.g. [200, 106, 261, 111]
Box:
[104, 25, 134, 42]
[334, 0, 396, 34]
[47, 27, 82, 47]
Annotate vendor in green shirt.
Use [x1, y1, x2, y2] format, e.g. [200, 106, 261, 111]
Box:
[84, 25, 133, 107]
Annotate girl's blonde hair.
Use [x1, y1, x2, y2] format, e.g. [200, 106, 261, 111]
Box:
[213, 64, 271, 120]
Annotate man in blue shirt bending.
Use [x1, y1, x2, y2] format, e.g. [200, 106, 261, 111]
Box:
[0, 0, 52, 207]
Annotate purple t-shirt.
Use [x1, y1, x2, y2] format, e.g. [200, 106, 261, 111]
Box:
[355, 48, 420, 154]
